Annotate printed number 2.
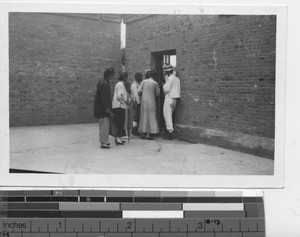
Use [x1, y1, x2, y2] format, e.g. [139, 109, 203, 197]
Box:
[197, 222, 203, 230]
[126, 222, 133, 230]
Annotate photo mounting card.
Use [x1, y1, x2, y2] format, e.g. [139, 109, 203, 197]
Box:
[0, 1, 287, 189]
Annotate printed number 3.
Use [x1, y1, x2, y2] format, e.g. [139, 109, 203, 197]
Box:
[198, 222, 203, 230]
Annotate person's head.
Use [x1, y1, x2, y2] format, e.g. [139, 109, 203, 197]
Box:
[166, 70, 173, 76]
[103, 67, 115, 80]
[145, 70, 151, 79]
[163, 64, 174, 76]
[150, 70, 158, 80]
[135, 72, 143, 83]
[118, 72, 126, 81]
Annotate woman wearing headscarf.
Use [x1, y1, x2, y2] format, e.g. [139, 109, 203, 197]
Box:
[112, 72, 128, 145]
[93, 67, 115, 149]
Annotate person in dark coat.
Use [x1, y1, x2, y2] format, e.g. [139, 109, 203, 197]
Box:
[94, 67, 115, 149]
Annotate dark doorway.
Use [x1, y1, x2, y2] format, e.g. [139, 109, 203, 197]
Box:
[151, 49, 176, 133]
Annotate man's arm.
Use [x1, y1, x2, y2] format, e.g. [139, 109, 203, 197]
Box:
[163, 77, 171, 94]
[155, 82, 160, 97]
[137, 81, 143, 95]
[131, 83, 140, 104]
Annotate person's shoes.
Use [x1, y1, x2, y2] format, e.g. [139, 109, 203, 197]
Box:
[141, 134, 147, 140]
[163, 132, 174, 140]
[146, 135, 154, 140]
[115, 138, 125, 146]
[101, 144, 110, 149]
[163, 131, 169, 138]
[146, 133, 154, 140]
[132, 127, 139, 136]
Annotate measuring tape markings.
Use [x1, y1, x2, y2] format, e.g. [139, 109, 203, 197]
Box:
[0, 218, 265, 233]
[0, 191, 265, 236]
[0, 231, 266, 237]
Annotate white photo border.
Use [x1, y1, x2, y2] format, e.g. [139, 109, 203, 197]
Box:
[0, 2, 287, 188]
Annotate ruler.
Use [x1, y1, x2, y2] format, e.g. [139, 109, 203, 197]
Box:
[0, 190, 265, 237]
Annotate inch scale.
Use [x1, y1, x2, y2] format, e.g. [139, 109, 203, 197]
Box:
[0, 190, 265, 237]
[0, 217, 264, 236]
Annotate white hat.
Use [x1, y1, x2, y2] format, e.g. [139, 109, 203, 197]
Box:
[163, 64, 174, 72]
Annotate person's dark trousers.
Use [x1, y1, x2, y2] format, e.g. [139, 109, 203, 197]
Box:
[112, 107, 126, 137]
[132, 101, 141, 135]
[132, 101, 141, 123]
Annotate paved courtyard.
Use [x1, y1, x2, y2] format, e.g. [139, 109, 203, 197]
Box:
[9, 123, 274, 175]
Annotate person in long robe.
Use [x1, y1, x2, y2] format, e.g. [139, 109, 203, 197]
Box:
[137, 70, 160, 140]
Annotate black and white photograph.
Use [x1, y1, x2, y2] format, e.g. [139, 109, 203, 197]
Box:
[7, 9, 282, 176]
[0, 2, 286, 188]
[2, 1, 300, 236]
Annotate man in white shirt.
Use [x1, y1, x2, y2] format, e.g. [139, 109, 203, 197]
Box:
[130, 72, 143, 135]
[162, 64, 181, 140]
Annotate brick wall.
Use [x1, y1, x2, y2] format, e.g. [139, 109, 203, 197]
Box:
[9, 13, 121, 126]
[125, 15, 276, 139]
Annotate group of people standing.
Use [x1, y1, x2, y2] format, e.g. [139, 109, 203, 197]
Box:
[93, 64, 181, 149]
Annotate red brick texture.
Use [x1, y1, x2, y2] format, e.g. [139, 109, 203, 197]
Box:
[9, 13, 121, 126]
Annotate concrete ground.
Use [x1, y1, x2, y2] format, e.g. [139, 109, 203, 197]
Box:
[9, 123, 274, 175]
